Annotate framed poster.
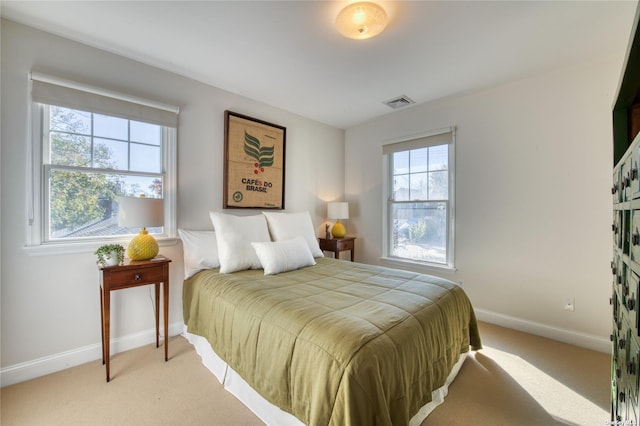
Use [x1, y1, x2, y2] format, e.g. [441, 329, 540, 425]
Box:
[223, 111, 286, 209]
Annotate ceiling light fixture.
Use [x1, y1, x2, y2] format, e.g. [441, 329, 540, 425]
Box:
[336, 1, 388, 40]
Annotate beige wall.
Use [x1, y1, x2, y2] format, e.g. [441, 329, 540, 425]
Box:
[345, 55, 620, 351]
[0, 19, 344, 384]
[1, 14, 623, 386]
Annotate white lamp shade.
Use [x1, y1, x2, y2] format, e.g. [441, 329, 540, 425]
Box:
[118, 196, 164, 228]
[327, 202, 349, 220]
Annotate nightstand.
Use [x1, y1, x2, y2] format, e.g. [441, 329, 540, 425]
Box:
[318, 237, 356, 262]
[98, 256, 171, 382]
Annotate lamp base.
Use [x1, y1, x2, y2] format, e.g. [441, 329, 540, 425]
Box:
[331, 220, 346, 238]
[127, 229, 159, 261]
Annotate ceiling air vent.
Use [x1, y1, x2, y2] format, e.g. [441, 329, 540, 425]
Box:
[383, 95, 415, 110]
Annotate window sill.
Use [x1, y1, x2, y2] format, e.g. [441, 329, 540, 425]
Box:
[380, 256, 457, 275]
[23, 237, 179, 256]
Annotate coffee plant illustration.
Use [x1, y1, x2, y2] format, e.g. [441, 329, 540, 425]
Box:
[244, 130, 275, 174]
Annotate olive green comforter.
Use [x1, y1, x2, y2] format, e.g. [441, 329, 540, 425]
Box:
[183, 258, 481, 426]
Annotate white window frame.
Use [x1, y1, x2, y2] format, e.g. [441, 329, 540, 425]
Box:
[24, 73, 178, 255]
[381, 127, 456, 273]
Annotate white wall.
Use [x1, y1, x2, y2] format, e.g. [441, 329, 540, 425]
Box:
[345, 56, 620, 352]
[1, 15, 621, 387]
[0, 19, 344, 385]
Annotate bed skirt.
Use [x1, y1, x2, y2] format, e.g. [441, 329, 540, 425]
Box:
[182, 325, 468, 426]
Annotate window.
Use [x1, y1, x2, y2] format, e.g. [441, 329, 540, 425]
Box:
[27, 73, 178, 249]
[383, 128, 455, 270]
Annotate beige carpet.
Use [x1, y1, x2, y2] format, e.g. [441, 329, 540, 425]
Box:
[1, 322, 610, 426]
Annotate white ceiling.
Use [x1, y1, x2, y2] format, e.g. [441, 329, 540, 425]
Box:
[1, 1, 637, 129]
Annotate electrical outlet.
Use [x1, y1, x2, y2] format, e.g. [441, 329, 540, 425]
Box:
[564, 298, 575, 312]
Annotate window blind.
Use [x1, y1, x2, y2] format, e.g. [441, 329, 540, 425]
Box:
[382, 127, 454, 155]
[30, 72, 179, 128]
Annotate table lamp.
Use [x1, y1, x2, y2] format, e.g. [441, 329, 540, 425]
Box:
[118, 195, 164, 261]
[328, 202, 349, 238]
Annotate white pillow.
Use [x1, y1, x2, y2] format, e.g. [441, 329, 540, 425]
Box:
[210, 212, 271, 273]
[262, 211, 324, 258]
[178, 229, 220, 279]
[251, 237, 316, 275]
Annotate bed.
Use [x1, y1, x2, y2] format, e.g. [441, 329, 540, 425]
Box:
[179, 212, 481, 426]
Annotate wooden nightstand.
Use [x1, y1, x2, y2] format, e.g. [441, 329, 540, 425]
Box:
[318, 237, 356, 262]
[98, 256, 171, 382]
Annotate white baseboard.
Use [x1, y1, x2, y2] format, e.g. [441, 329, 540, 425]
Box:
[2, 313, 610, 388]
[475, 308, 611, 354]
[0, 321, 184, 388]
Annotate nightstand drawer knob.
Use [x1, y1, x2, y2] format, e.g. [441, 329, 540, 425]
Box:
[134, 274, 142, 281]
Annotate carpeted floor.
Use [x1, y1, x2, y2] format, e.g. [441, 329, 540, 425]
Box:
[1, 321, 610, 425]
